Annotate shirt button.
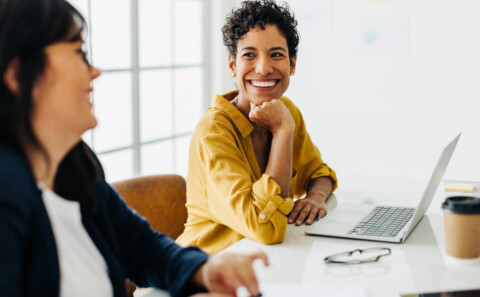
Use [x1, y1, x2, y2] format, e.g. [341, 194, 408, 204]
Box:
[260, 213, 266, 220]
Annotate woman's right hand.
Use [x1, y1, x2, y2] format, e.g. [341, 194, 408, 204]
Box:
[193, 251, 269, 297]
[190, 293, 233, 297]
[249, 99, 295, 134]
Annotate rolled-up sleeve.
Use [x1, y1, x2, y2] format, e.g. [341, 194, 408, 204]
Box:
[252, 174, 294, 223]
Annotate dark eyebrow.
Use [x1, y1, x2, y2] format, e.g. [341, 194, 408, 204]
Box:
[270, 47, 287, 52]
[240, 46, 257, 52]
[240, 46, 287, 53]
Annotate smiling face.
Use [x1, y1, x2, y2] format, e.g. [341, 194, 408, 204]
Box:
[229, 24, 296, 106]
[31, 41, 101, 143]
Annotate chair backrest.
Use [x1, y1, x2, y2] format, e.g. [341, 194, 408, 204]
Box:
[111, 174, 188, 240]
[111, 174, 188, 297]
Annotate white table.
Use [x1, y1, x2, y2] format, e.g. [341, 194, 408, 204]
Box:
[136, 176, 480, 297]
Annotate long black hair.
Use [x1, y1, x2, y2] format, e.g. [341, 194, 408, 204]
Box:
[0, 0, 100, 215]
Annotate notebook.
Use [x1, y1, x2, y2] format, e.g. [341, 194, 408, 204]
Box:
[303, 133, 461, 243]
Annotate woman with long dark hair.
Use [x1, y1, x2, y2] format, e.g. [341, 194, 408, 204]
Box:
[0, 0, 266, 296]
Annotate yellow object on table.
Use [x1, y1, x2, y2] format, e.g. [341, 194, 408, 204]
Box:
[444, 183, 475, 193]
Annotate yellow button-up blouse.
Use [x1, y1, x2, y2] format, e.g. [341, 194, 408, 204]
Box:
[176, 91, 337, 254]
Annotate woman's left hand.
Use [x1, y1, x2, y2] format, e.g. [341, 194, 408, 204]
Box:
[194, 251, 269, 297]
[288, 192, 328, 226]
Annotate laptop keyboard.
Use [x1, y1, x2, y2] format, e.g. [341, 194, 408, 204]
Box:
[348, 206, 415, 237]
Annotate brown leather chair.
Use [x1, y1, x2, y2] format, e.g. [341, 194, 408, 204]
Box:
[111, 174, 188, 297]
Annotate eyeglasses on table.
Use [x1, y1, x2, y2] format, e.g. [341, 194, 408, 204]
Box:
[324, 247, 391, 264]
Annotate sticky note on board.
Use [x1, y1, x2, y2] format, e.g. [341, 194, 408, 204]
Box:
[444, 183, 475, 193]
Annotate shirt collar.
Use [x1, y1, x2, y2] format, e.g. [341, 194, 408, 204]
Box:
[213, 90, 253, 138]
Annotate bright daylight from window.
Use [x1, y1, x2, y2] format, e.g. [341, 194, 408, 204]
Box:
[68, 0, 204, 183]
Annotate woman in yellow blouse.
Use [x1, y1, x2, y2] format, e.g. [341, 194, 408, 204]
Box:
[177, 0, 337, 254]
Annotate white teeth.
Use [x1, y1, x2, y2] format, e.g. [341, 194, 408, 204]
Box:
[251, 80, 276, 87]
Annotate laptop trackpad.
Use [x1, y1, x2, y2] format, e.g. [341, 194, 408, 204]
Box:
[304, 203, 376, 235]
[325, 204, 375, 223]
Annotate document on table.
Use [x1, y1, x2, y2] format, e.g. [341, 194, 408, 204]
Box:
[301, 241, 417, 296]
[237, 284, 367, 297]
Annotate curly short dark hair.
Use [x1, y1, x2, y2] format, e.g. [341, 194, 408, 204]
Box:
[222, 0, 299, 61]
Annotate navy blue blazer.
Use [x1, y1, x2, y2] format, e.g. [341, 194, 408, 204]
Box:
[0, 141, 208, 297]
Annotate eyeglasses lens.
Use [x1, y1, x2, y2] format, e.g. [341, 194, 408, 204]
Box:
[335, 248, 390, 263]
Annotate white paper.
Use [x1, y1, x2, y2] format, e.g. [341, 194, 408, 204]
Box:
[301, 242, 417, 296]
[237, 284, 366, 297]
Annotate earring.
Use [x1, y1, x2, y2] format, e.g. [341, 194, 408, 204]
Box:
[290, 72, 295, 76]
[231, 72, 236, 77]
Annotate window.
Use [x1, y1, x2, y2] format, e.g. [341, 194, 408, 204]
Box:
[69, 0, 205, 182]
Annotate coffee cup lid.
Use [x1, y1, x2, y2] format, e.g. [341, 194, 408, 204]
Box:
[442, 196, 480, 214]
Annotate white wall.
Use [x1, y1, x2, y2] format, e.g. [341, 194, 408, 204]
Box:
[210, 0, 480, 184]
[207, 0, 238, 103]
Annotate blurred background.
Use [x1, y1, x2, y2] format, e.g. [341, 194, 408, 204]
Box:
[69, 0, 480, 185]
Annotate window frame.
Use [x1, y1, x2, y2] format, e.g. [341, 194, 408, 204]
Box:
[77, 0, 210, 181]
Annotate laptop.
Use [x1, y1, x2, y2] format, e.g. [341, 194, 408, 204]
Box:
[303, 133, 461, 243]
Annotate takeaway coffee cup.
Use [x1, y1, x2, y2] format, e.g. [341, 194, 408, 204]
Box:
[441, 196, 480, 262]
